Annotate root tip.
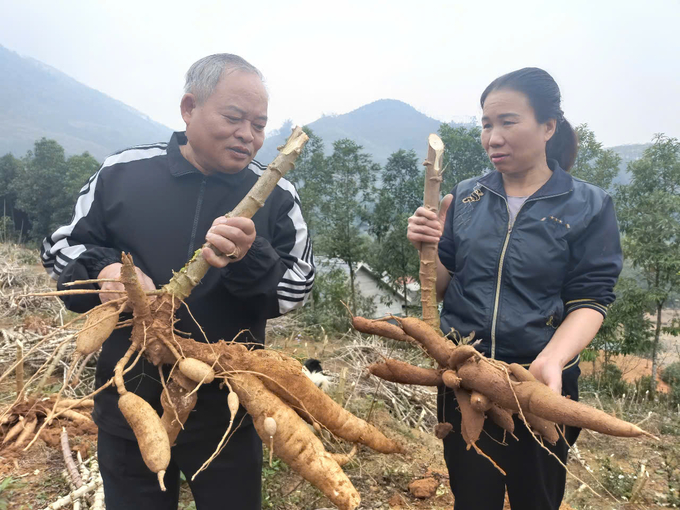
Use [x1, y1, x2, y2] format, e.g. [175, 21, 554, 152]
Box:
[158, 470, 167, 491]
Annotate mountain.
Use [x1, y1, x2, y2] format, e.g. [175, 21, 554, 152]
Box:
[258, 99, 474, 166]
[609, 143, 650, 185]
[0, 44, 172, 161]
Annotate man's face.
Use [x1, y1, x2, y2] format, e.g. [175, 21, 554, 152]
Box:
[182, 70, 268, 174]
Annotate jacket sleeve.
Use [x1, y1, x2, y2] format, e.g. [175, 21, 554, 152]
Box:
[438, 185, 458, 273]
[561, 194, 623, 318]
[40, 167, 121, 313]
[221, 187, 314, 319]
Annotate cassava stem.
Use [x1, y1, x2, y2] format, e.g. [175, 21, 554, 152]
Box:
[163, 126, 309, 301]
[420, 134, 445, 331]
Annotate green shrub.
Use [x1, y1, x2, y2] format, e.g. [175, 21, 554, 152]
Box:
[661, 362, 680, 386]
[600, 363, 629, 397]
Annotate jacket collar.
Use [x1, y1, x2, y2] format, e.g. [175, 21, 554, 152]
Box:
[167, 132, 250, 185]
[477, 159, 573, 199]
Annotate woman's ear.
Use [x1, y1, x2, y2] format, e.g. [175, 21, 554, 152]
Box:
[544, 118, 557, 142]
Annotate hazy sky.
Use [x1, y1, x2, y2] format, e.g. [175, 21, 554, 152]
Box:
[1, 0, 678, 147]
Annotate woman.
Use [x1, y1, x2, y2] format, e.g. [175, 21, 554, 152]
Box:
[407, 67, 622, 510]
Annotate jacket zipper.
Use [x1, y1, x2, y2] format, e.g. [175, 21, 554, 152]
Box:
[480, 185, 572, 358]
[187, 176, 207, 261]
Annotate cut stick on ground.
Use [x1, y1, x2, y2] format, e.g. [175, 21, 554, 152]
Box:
[60, 427, 83, 489]
[34, 341, 70, 394]
[16, 341, 24, 394]
[420, 133, 445, 331]
[39, 478, 100, 510]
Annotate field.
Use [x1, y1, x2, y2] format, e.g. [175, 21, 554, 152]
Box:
[0, 242, 679, 509]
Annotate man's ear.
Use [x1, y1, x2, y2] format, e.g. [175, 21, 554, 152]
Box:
[180, 93, 197, 126]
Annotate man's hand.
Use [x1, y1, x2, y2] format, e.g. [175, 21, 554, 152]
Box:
[529, 355, 563, 395]
[204, 217, 256, 268]
[407, 194, 453, 251]
[97, 263, 155, 304]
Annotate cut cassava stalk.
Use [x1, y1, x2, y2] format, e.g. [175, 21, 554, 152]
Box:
[230, 373, 361, 510]
[368, 359, 444, 386]
[163, 126, 309, 301]
[420, 133, 445, 331]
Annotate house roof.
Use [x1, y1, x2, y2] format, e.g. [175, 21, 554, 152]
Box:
[315, 256, 417, 305]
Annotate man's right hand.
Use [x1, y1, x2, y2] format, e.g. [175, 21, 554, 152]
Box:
[407, 194, 453, 251]
[97, 263, 155, 304]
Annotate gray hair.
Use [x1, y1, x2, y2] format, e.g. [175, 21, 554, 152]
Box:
[184, 54, 264, 104]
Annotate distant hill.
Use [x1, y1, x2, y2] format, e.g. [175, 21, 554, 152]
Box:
[0, 43, 651, 176]
[258, 99, 474, 166]
[0, 44, 172, 161]
[609, 143, 650, 185]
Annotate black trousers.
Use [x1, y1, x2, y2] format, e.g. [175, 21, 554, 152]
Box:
[98, 422, 262, 510]
[438, 363, 581, 510]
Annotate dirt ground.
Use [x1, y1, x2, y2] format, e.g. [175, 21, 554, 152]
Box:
[2, 342, 678, 510]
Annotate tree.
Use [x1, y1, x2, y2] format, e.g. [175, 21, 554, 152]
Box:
[615, 134, 680, 390]
[12, 139, 100, 242]
[587, 277, 654, 370]
[286, 127, 326, 235]
[368, 149, 423, 314]
[0, 153, 22, 239]
[572, 124, 621, 190]
[437, 124, 489, 193]
[65, 152, 100, 199]
[316, 139, 377, 316]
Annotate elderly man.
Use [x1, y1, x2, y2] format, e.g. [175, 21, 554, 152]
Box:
[41, 54, 314, 510]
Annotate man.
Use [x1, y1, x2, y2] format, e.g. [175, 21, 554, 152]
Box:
[41, 54, 314, 510]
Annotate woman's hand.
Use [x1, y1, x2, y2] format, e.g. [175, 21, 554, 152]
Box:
[407, 194, 453, 251]
[529, 356, 564, 395]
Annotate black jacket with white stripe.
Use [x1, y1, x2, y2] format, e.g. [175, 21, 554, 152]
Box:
[41, 132, 314, 441]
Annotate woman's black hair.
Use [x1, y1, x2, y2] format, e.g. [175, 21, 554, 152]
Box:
[480, 67, 578, 171]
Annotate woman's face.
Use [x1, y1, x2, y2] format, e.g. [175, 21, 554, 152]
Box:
[480, 89, 556, 175]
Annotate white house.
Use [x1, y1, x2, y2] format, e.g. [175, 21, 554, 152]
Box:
[315, 257, 418, 318]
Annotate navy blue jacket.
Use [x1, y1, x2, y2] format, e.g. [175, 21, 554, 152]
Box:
[438, 160, 622, 364]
